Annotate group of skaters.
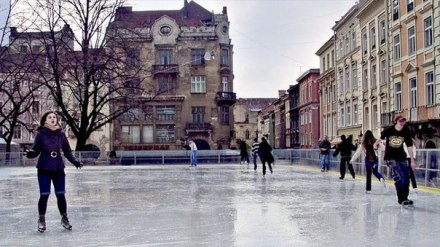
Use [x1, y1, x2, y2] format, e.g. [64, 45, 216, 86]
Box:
[319, 115, 418, 208]
[238, 136, 274, 176]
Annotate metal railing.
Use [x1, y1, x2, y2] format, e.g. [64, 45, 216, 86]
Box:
[1, 148, 438, 188]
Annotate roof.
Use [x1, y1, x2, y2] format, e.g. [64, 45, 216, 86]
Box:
[237, 98, 277, 112]
[112, 1, 213, 29]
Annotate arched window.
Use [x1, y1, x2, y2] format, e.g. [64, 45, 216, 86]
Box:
[245, 129, 250, 139]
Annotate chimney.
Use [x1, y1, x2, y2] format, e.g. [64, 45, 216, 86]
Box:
[278, 90, 286, 97]
[9, 27, 17, 37]
[223, 6, 227, 15]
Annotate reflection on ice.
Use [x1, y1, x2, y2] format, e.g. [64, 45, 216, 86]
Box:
[0, 165, 440, 246]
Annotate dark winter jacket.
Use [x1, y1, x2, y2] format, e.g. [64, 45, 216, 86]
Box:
[26, 127, 79, 170]
[333, 139, 357, 158]
[258, 140, 274, 163]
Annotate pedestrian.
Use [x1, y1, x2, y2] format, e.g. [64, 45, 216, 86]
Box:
[188, 139, 198, 167]
[239, 140, 250, 165]
[350, 130, 385, 193]
[23, 111, 83, 233]
[258, 137, 274, 175]
[251, 137, 260, 170]
[319, 136, 331, 172]
[374, 115, 418, 207]
[333, 135, 357, 180]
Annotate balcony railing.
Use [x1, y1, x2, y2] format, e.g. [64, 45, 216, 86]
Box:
[185, 123, 213, 133]
[215, 92, 236, 105]
[152, 64, 178, 75]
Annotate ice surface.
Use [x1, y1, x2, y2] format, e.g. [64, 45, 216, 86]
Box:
[1, 164, 440, 246]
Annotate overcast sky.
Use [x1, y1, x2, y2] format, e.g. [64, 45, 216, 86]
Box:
[1, 0, 358, 98]
[127, 0, 357, 98]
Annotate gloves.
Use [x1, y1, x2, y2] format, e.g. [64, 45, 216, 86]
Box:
[74, 161, 84, 169]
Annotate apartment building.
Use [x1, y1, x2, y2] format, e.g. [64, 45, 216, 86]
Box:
[316, 36, 338, 142]
[0, 25, 74, 148]
[357, 0, 391, 138]
[107, 1, 236, 150]
[298, 69, 320, 148]
[388, 0, 438, 148]
[287, 84, 300, 148]
[332, 4, 363, 143]
[232, 98, 276, 148]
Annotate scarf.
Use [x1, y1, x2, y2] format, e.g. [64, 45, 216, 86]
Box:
[44, 123, 60, 132]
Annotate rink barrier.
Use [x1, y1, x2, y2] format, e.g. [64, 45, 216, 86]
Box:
[1, 148, 438, 188]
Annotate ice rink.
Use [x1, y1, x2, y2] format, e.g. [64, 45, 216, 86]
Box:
[1, 164, 440, 247]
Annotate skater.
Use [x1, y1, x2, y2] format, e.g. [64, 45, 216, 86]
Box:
[239, 140, 250, 165]
[350, 130, 385, 192]
[319, 136, 331, 172]
[24, 111, 83, 232]
[374, 115, 418, 207]
[188, 139, 198, 167]
[404, 143, 418, 192]
[258, 137, 274, 175]
[333, 135, 357, 180]
[251, 137, 260, 170]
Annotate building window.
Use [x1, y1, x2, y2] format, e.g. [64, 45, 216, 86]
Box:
[121, 125, 140, 144]
[362, 32, 368, 54]
[156, 106, 175, 121]
[393, 34, 401, 60]
[143, 106, 154, 121]
[380, 20, 386, 44]
[340, 107, 345, 127]
[221, 48, 229, 66]
[409, 77, 417, 109]
[424, 16, 432, 47]
[122, 108, 140, 121]
[353, 104, 358, 125]
[192, 107, 205, 123]
[380, 60, 387, 85]
[345, 69, 350, 91]
[370, 26, 376, 50]
[371, 64, 377, 88]
[393, 0, 399, 20]
[220, 106, 229, 125]
[31, 101, 40, 114]
[191, 49, 205, 65]
[126, 48, 140, 67]
[351, 31, 356, 50]
[407, 0, 414, 12]
[346, 105, 351, 126]
[191, 76, 206, 93]
[156, 124, 175, 143]
[20, 45, 28, 53]
[372, 105, 378, 128]
[158, 76, 174, 93]
[362, 68, 368, 91]
[222, 76, 229, 91]
[408, 26, 416, 55]
[158, 49, 172, 65]
[13, 125, 22, 139]
[142, 125, 154, 143]
[245, 129, 250, 139]
[395, 82, 402, 111]
[426, 71, 434, 105]
[124, 77, 141, 95]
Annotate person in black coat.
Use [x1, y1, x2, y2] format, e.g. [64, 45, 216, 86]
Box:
[258, 137, 274, 175]
[24, 111, 83, 232]
[333, 135, 357, 179]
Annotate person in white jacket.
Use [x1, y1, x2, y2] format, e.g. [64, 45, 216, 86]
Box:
[350, 130, 385, 192]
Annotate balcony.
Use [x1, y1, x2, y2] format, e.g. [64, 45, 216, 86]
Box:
[152, 64, 178, 76]
[215, 92, 237, 105]
[185, 123, 213, 133]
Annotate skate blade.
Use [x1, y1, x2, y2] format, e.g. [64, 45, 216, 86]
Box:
[37, 228, 45, 233]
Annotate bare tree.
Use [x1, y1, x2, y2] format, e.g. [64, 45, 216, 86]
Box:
[14, 0, 153, 150]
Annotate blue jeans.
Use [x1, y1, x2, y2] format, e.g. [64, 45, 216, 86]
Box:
[320, 154, 330, 170]
[365, 158, 384, 191]
[386, 159, 410, 204]
[252, 153, 258, 169]
[190, 151, 197, 166]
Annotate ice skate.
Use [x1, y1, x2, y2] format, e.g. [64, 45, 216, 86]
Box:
[61, 214, 72, 230]
[380, 178, 386, 188]
[401, 200, 414, 208]
[37, 216, 46, 233]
